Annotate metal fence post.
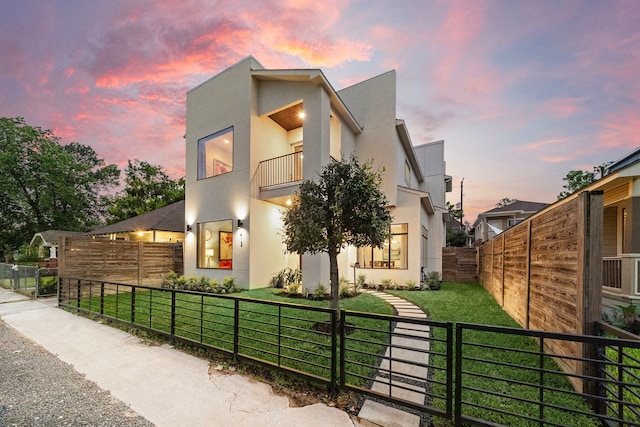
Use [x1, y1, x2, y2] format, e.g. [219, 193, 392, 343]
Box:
[454, 323, 463, 426]
[170, 290, 176, 337]
[35, 268, 40, 298]
[131, 287, 136, 325]
[330, 309, 338, 397]
[233, 299, 240, 361]
[100, 282, 105, 315]
[339, 310, 346, 390]
[76, 279, 81, 313]
[446, 322, 454, 420]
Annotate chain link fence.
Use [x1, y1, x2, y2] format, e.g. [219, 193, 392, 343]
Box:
[0, 263, 58, 298]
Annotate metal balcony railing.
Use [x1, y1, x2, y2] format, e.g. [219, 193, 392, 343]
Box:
[603, 257, 622, 289]
[257, 151, 303, 190]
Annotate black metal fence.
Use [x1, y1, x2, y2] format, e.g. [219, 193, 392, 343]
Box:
[58, 277, 640, 426]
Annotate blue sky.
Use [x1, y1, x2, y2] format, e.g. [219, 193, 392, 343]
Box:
[1, 0, 639, 223]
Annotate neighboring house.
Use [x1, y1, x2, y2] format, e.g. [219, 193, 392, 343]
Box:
[472, 201, 549, 244]
[30, 230, 86, 260]
[589, 146, 640, 310]
[184, 56, 450, 290]
[88, 200, 185, 243]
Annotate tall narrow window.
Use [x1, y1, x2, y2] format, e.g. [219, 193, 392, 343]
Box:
[404, 159, 411, 186]
[198, 127, 233, 180]
[357, 224, 408, 269]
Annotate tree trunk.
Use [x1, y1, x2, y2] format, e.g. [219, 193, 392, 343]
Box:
[329, 247, 339, 311]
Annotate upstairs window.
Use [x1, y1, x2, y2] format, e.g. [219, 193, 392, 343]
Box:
[198, 127, 233, 180]
[404, 159, 411, 186]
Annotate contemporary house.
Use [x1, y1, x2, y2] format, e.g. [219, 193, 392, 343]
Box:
[184, 57, 449, 290]
[472, 200, 548, 245]
[88, 200, 185, 243]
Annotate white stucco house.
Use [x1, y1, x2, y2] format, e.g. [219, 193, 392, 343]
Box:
[184, 56, 450, 290]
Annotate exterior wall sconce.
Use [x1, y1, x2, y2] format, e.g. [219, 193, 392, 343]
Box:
[186, 224, 192, 232]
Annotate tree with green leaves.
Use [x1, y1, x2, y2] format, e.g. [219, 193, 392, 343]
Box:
[495, 197, 517, 208]
[107, 159, 185, 223]
[557, 170, 594, 200]
[0, 117, 120, 252]
[281, 156, 392, 310]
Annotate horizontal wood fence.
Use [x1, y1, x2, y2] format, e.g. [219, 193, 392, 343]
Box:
[442, 247, 477, 283]
[478, 191, 604, 395]
[59, 237, 183, 287]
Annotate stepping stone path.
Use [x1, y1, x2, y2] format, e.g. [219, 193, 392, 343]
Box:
[357, 290, 430, 427]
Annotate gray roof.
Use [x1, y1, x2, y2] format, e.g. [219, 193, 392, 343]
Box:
[89, 200, 185, 235]
[607, 146, 640, 174]
[481, 200, 549, 216]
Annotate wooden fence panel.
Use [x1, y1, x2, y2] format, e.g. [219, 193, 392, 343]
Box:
[503, 223, 529, 327]
[442, 247, 478, 283]
[477, 191, 604, 394]
[490, 235, 505, 305]
[59, 237, 182, 287]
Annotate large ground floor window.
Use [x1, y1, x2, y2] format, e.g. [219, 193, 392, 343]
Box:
[357, 224, 408, 269]
[198, 219, 233, 269]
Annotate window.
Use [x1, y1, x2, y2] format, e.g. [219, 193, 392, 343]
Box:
[357, 224, 408, 269]
[404, 160, 411, 186]
[507, 218, 523, 227]
[198, 220, 233, 269]
[198, 127, 233, 179]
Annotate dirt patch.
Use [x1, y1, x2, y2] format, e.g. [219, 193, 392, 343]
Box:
[312, 321, 356, 335]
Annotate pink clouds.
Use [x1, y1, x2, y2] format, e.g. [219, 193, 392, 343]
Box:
[597, 108, 640, 151]
[2, 0, 640, 222]
[542, 97, 587, 119]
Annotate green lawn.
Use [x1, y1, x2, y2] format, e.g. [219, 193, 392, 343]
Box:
[389, 282, 600, 427]
[78, 286, 394, 387]
[70, 281, 636, 426]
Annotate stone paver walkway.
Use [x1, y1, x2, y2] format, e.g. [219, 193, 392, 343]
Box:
[357, 290, 431, 427]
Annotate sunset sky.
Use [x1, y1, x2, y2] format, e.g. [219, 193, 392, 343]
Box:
[2, 0, 639, 224]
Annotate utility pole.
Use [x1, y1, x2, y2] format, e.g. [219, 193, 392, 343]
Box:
[459, 178, 464, 228]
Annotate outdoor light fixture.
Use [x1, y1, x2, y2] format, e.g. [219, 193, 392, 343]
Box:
[186, 224, 192, 232]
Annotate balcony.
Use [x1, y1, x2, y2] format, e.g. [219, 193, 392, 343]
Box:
[258, 151, 303, 190]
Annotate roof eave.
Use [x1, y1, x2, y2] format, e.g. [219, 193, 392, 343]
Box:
[396, 119, 424, 183]
[252, 69, 363, 134]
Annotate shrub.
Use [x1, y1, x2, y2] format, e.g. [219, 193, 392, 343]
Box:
[380, 278, 395, 290]
[283, 282, 302, 296]
[357, 273, 367, 289]
[339, 282, 354, 298]
[269, 267, 302, 289]
[311, 283, 329, 300]
[161, 272, 241, 294]
[38, 276, 57, 295]
[405, 279, 418, 290]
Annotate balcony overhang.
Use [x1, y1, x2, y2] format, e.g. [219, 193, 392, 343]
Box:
[259, 183, 300, 207]
[252, 68, 363, 134]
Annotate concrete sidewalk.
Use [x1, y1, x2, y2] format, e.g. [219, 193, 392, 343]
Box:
[0, 288, 363, 427]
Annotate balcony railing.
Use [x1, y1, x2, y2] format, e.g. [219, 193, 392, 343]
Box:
[257, 151, 303, 190]
[603, 257, 622, 289]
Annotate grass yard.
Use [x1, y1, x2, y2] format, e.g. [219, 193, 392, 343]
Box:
[389, 282, 600, 427]
[77, 286, 393, 387]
